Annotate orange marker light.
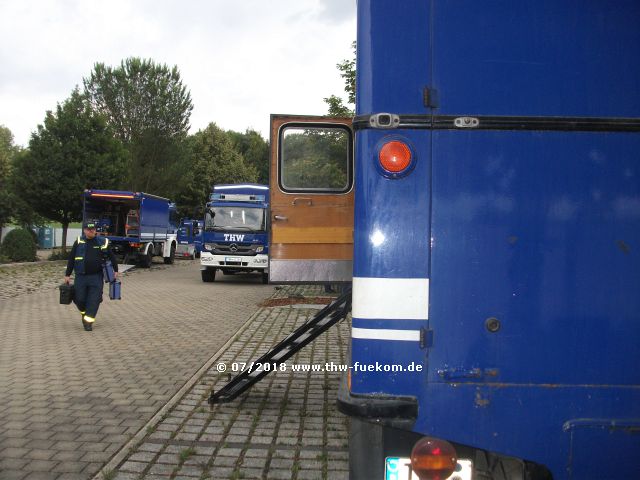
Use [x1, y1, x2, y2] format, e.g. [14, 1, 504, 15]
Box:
[410, 437, 457, 480]
[91, 193, 135, 199]
[379, 140, 412, 173]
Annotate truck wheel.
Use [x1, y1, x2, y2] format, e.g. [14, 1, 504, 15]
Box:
[262, 271, 269, 284]
[201, 268, 216, 282]
[164, 244, 176, 264]
[140, 249, 153, 268]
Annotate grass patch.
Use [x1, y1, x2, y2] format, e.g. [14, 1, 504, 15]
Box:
[102, 470, 116, 480]
[179, 446, 197, 462]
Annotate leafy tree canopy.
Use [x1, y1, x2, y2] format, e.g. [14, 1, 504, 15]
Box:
[281, 128, 349, 190]
[173, 124, 258, 218]
[12, 88, 128, 249]
[84, 58, 194, 192]
[324, 41, 356, 117]
[84, 57, 193, 143]
[226, 129, 269, 184]
[0, 125, 19, 231]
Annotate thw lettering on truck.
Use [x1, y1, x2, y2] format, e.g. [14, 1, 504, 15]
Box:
[223, 234, 245, 242]
[199, 184, 269, 284]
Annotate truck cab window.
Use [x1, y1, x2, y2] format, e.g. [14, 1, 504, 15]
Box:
[279, 125, 352, 193]
[206, 207, 265, 232]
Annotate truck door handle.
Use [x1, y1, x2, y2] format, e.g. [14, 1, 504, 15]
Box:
[292, 197, 313, 206]
[274, 215, 288, 221]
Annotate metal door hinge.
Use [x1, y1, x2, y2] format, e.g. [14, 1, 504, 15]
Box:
[423, 87, 439, 108]
[368, 113, 401, 129]
[420, 328, 433, 349]
[454, 117, 480, 128]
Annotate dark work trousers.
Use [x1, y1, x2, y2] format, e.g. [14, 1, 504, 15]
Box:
[73, 273, 104, 322]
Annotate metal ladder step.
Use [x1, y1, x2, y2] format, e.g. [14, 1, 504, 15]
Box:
[209, 288, 351, 404]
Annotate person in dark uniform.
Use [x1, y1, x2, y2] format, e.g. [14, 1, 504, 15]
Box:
[64, 221, 119, 331]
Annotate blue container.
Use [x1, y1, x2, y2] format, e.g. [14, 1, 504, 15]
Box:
[109, 280, 121, 300]
[37, 227, 54, 249]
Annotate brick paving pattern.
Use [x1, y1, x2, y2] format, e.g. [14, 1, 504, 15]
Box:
[107, 284, 351, 480]
[0, 260, 273, 479]
[1, 260, 351, 479]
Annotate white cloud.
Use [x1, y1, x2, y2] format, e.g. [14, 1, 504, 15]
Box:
[0, 0, 356, 147]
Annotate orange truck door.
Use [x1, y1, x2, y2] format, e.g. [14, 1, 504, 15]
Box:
[269, 115, 354, 283]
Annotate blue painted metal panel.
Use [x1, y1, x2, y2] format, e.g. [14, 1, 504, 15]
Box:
[351, 337, 427, 396]
[83, 190, 174, 242]
[417, 384, 640, 479]
[202, 231, 268, 247]
[140, 195, 170, 235]
[423, 130, 640, 476]
[429, 131, 640, 386]
[356, 0, 431, 115]
[352, 130, 431, 279]
[211, 184, 270, 203]
[351, 127, 431, 395]
[352, 1, 640, 477]
[432, 0, 640, 117]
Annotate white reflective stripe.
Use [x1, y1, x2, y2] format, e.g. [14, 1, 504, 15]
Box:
[352, 277, 429, 320]
[215, 185, 268, 190]
[352, 328, 421, 342]
[83, 315, 95, 323]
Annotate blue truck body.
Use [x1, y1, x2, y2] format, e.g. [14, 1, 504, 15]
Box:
[82, 189, 179, 267]
[336, 1, 640, 479]
[199, 184, 269, 283]
[176, 218, 203, 259]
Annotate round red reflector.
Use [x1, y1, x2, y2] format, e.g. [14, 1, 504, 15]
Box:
[379, 140, 412, 173]
[410, 437, 457, 480]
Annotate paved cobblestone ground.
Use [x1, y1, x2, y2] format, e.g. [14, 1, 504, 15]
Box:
[0, 260, 68, 299]
[106, 284, 351, 480]
[0, 260, 274, 479]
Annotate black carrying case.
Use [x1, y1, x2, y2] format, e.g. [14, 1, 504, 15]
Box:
[59, 283, 74, 304]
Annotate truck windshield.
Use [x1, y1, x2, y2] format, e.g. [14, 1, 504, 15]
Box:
[205, 207, 265, 232]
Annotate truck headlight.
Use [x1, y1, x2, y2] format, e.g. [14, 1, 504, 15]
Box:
[255, 246, 264, 253]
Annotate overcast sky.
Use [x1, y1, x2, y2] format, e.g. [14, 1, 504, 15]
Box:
[0, 0, 356, 147]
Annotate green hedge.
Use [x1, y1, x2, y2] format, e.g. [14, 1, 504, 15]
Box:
[0, 228, 38, 262]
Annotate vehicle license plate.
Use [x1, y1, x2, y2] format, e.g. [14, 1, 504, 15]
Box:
[385, 457, 472, 480]
[225, 257, 242, 262]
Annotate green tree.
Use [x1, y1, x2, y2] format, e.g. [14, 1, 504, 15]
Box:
[83, 57, 193, 191]
[324, 41, 356, 117]
[281, 129, 349, 190]
[0, 125, 19, 240]
[227, 129, 269, 184]
[173, 124, 258, 218]
[12, 88, 128, 250]
[0, 228, 37, 262]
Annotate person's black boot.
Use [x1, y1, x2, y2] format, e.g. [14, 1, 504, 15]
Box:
[82, 319, 92, 331]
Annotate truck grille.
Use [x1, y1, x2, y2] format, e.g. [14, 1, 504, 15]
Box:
[207, 243, 257, 255]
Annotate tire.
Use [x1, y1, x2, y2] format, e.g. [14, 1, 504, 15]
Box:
[201, 268, 216, 282]
[164, 244, 176, 264]
[140, 248, 153, 268]
[261, 271, 269, 284]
